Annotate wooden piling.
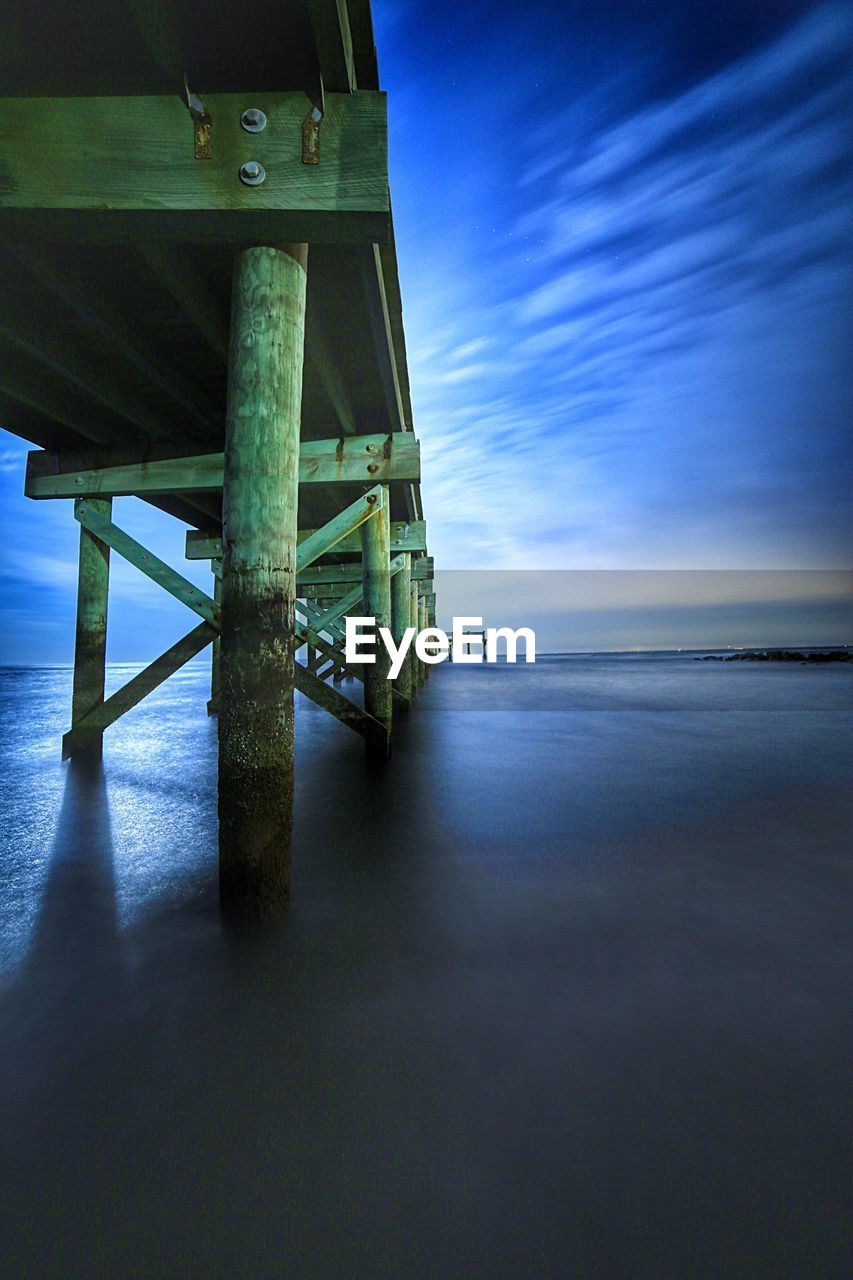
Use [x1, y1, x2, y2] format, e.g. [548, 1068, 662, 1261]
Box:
[207, 560, 221, 716]
[391, 551, 412, 707]
[418, 591, 428, 684]
[218, 243, 306, 918]
[360, 484, 392, 755]
[69, 496, 111, 757]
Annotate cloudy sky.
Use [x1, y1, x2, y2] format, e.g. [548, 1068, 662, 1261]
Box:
[381, 0, 852, 570]
[0, 0, 850, 660]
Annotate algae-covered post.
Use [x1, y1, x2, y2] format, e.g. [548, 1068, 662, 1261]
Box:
[361, 484, 393, 756]
[70, 496, 112, 759]
[218, 244, 306, 918]
[391, 552, 412, 706]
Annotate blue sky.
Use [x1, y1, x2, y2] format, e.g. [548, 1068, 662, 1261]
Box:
[0, 0, 850, 661]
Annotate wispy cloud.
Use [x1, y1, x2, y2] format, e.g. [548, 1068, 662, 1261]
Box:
[399, 3, 853, 570]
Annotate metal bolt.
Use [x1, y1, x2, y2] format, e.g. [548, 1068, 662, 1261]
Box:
[366, 494, 377, 504]
[367, 463, 379, 474]
[239, 160, 266, 186]
[240, 108, 267, 133]
[74, 475, 84, 486]
[365, 443, 379, 455]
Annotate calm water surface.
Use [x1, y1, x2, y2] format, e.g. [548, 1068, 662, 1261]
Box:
[0, 654, 850, 1278]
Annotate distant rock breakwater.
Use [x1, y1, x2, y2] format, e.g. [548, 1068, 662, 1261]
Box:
[697, 650, 850, 664]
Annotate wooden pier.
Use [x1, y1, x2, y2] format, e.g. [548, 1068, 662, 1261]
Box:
[0, 1, 435, 917]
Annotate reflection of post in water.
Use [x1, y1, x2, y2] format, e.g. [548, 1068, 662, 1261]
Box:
[26, 758, 118, 980]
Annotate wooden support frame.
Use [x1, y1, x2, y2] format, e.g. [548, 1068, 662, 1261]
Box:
[0, 92, 389, 244]
[63, 622, 217, 760]
[62, 500, 221, 759]
[74, 501, 219, 625]
[186, 519, 427, 560]
[298, 554, 432, 586]
[25, 434, 419, 498]
[294, 663, 388, 750]
[294, 486, 383, 570]
[294, 617, 409, 715]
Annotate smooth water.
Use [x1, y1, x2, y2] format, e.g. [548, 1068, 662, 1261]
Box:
[0, 654, 850, 1279]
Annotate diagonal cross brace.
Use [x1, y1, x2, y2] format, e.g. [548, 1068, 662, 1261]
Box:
[62, 621, 217, 759]
[75, 499, 220, 627]
[295, 485, 383, 572]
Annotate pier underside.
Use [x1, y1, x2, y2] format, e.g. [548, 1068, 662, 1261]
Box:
[1, 0, 435, 915]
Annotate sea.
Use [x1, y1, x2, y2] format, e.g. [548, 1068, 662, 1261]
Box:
[0, 652, 850, 1279]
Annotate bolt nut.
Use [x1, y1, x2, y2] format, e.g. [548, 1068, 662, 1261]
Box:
[365, 443, 379, 454]
[366, 494, 377, 504]
[240, 108, 267, 133]
[239, 160, 266, 186]
[74, 475, 84, 486]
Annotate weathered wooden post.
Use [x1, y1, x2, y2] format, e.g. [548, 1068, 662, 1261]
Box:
[391, 551, 412, 707]
[419, 590, 428, 684]
[408, 577, 419, 694]
[69, 496, 111, 757]
[208, 560, 221, 716]
[218, 243, 307, 917]
[361, 484, 392, 755]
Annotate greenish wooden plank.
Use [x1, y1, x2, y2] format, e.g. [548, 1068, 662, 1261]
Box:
[0, 91, 389, 244]
[299, 433, 419, 485]
[295, 486, 383, 572]
[74, 499, 219, 625]
[186, 519, 427, 560]
[25, 434, 419, 498]
[62, 621, 216, 760]
[293, 553, 423, 586]
[294, 662, 388, 751]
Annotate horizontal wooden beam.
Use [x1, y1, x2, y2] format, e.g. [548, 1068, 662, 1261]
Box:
[186, 518, 427, 560]
[299, 553, 404, 608]
[26, 435, 419, 498]
[297, 554, 433, 586]
[0, 91, 389, 244]
[74, 500, 220, 626]
[62, 621, 216, 759]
